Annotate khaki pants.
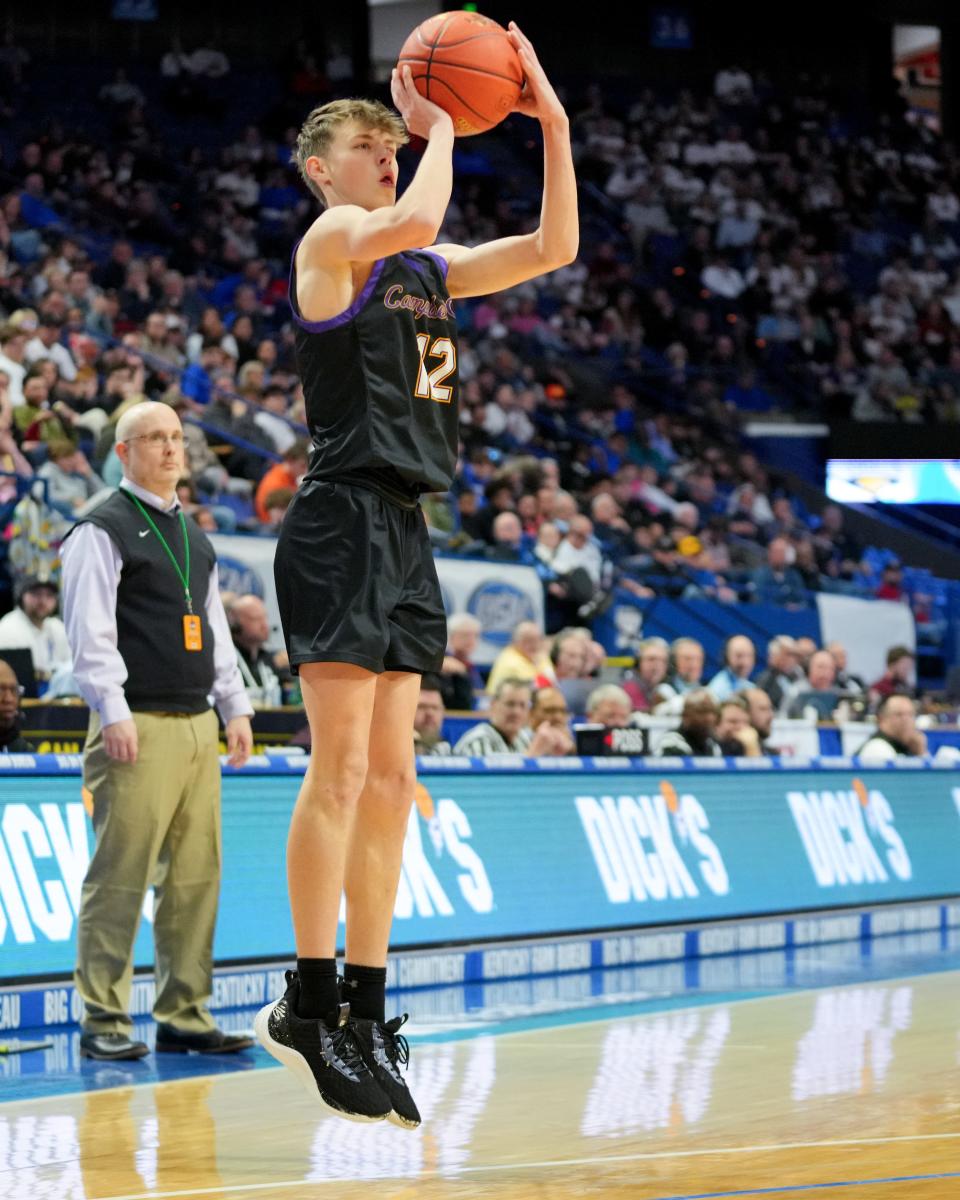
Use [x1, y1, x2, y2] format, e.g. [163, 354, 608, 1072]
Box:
[75, 709, 222, 1034]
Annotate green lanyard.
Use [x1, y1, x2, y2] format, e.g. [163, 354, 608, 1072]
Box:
[123, 489, 194, 614]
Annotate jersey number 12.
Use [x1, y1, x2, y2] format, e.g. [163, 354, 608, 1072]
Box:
[414, 334, 457, 404]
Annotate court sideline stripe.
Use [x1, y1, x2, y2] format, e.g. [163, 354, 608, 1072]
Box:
[62, 1133, 960, 1200]
[639, 1172, 960, 1199]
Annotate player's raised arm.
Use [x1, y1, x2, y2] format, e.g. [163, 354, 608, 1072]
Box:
[300, 69, 455, 266]
[432, 22, 579, 298]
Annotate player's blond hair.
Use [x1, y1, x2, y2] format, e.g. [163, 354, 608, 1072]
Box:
[296, 99, 409, 204]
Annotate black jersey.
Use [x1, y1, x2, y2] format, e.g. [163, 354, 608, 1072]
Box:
[289, 243, 460, 507]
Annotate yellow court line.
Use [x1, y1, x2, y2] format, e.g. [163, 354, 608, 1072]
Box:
[49, 1132, 960, 1200]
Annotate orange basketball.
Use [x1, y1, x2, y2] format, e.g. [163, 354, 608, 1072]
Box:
[397, 11, 524, 137]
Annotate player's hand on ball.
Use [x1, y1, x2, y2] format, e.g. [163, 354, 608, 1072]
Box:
[507, 22, 566, 127]
[391, 64, 453, 140]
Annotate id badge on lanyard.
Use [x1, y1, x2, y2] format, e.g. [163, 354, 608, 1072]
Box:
[183, 614, 203, 652]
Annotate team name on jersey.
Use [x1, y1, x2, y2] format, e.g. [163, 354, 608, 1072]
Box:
[383, 284, 455, 321]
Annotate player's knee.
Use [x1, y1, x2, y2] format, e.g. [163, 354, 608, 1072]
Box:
[365, 764, 416, 810]
[315, 778, 365, 817]
[307, 752, 368, 813]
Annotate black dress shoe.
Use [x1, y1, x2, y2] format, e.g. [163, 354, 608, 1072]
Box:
[79, 1032, 150, 1061]
[155, 1024, 255, 1054]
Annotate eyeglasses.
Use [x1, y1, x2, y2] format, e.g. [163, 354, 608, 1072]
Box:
[126, 432, 185, 447]
[0, 684, 25, 697]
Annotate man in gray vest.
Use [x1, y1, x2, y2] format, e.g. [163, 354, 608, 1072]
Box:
[61, 400, 255, 1061]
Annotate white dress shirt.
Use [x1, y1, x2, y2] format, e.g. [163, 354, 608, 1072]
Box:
[60, 478, 253, 728]
[0, 608, 71, 675]
[25, 336, 77, 382]
[551, 537, 603, 585]
[855, 735, 904, 763]
[0, 353, 25, 407]
[236, 648, 283, 707]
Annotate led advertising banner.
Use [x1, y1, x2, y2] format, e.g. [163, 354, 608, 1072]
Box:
[2, 761, 960, 981]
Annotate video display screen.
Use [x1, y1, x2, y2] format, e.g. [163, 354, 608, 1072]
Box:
[826, 460, 960, 505]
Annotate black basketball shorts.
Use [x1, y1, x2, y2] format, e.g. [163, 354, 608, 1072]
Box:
[274, 479, 446, 675]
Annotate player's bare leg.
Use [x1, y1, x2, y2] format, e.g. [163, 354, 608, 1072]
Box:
[254, 662, 391, 1123]
[288, 663, 378, 959]
[342, 669, 423, 1127]
[344, 670, 420, 964]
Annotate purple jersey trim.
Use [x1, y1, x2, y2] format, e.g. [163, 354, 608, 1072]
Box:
[399, 251, 429, 280]
[399, 249, 451, 284]
[418, 248, 450, 281]
[288, 238, 387, 332]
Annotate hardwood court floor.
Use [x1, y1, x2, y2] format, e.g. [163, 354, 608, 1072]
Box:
[2, 968, 960, 1200]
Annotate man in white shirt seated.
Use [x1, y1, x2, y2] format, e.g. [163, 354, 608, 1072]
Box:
[547, 515, 605, 623]
[453, 678, 570, 757]
[0, 324, 27, 407]
[701, 255, 747, 300]
[551, 515, 603, 585]
[714, 66, 754, 103]
[0, 575, 71, 683]
[856, 694, 927, 761]
[226, 594, 285, 707]
[25, 314, 78, 382]
[253, 385, 297, 454]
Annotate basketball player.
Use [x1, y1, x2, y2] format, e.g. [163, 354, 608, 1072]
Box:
[255, 23, 577, 1126]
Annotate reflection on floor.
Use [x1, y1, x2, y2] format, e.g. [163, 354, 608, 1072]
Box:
[4, 928, 959, 1102]
[2, 932, 960, 1199]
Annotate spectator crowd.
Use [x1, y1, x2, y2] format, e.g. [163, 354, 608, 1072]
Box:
[0, 36, 954, 728]
[415, 620, 935, 763]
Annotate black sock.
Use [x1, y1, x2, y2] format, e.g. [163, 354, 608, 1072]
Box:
[342, 963, 387, 1023]
[296, 958, 340, 1019]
